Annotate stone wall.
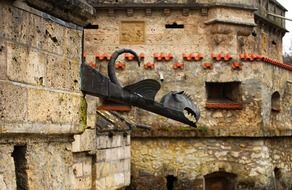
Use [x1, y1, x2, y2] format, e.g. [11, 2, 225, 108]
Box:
[95, 132, 131, 189]
[0, 0, 85, 135]
[0, 136, 74, 190]
[0, 1, 92, 189]
[70, 94, 132, 190]
[130, 137, 292, 189]
[71, 129, 131, 190]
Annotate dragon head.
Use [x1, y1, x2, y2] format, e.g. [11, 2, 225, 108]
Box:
[160, 91, 200, 124]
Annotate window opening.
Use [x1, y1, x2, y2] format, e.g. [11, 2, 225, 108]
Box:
[12, 145, 28, 190]
[84, 23, 99, 29]
[165, 22, 184, 29]
[205, 82, 242, 109]
[166, 175, 177, 190]
[271, 91, 280, 112]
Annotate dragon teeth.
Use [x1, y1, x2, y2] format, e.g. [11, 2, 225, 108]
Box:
[183, 110, 197, 123]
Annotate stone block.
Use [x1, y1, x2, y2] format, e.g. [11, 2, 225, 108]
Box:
[72, 135, 81, 152]
[82, 159, 92, 176]
[126, 134, 131, 145]
[27, 88, 81, 124]
[111, 160, 124, 173]
[105, 149, 114, 161]
[2, 5, 30, 44]
[96, 177, 106, 190]
[112, 135, 122, 148]
[0, 39, 7, 80]
[124, 171, 131, 186]
[124, 146, 131, 159]
[0, 82, 27, 122]
[72, 176, 92, 190]
[79, 129, 96, 152]
[85, 95, 97, 115]
[117, 147, 125, 160]
[42, 21, 65, 55]
[0, 145, 16, 190]
[45, 54, 80, 92]
[97, 135, 108, 149]
[96, 149, 106, 163]
[64, 28, 82, 60]
[100, 162, 112, 177]
[105, 175, 114, 189]
[73, 163, 83, 177]
[87, 114, 96, 129]
[6, 42, 46, 85]
[124, 158, 131, 172]
[114, 173, 125, 187]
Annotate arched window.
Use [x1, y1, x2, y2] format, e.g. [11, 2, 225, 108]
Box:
[204, 171, 236, 190]
[271, 91, 280, 112]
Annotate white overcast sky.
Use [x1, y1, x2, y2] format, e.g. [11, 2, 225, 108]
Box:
[277, 0, 292, 53]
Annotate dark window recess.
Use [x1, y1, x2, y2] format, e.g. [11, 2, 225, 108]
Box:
[84, 23, 99, 29]
[205, 171, 237, 190]
[274, 167, 281, 179]
[206, 82, 241, 102]
[166, 175, 177, 190]
[12, 145, 28, 190]
[252, 31, 257, 37]
[165, 22, 184, 29]
[205, 82, 242, 109]
[272, 40, 277, 45]
[271, 91, 280, 112]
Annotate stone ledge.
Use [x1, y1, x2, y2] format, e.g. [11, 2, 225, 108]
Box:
[0, 122, 83, 135]
[131, 128, 292, 138]
[90, 2, 256, 11]
[205, 18, 256, 27]
[20, 0, 95, 26]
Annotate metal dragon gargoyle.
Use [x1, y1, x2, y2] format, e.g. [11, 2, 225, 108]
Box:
[80, 49, 200, 127]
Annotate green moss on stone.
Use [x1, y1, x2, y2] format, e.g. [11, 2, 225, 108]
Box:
[79, 95, 87, 131]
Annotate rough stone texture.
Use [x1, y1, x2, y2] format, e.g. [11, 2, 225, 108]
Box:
[0, 145, 16, 190]
[0, 1, 93, 190]
[72, 128, 96, 152]
[26, 141, 74, 189]
[0, 1, 85, 134]
[71, 152, 94, 190]
[130, 137, 292, 189]
[26, 0, 95, 26]
[71, 109, 132, 190]
[0, 136, 74, 190]
[95, 133, 131, 190]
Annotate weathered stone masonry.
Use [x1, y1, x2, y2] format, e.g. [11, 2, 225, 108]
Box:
[0, 1, 100, 189]
[84, 0, 292, 189]
[0, 0, 133, 189]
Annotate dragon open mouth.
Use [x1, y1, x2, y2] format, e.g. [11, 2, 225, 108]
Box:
[183, 107, 198, 123]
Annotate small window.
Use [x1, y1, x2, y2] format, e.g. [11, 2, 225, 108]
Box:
[205, 82, 242, 109]
[165, 22, 184, 29]
[271, 91, 280, 112]
[12, 145, 28, 190]
[84, 23, 99, 29]
[166, 175, 177, 190]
